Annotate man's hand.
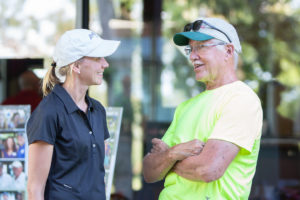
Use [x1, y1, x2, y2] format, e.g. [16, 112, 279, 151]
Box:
[150, 138, 169, 153]
[170, 139, 205, 161]
[150, 138, 205, 161]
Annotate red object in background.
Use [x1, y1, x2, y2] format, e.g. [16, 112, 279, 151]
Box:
[2, 90, 42, 112]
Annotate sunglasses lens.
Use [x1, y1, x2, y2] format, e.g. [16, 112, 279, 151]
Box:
[193, 20, 203, 31]
[184, 23, 192, 32]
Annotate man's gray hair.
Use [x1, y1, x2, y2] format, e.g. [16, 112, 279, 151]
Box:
[233, 51, 239, 70]
[213, 39, 239, 69]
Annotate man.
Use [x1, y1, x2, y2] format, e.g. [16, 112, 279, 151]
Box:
[2, 192, 10, 200]
[12, 161, 26, 190]
[143, 17, 263, 200]
[0, 162, 13, 189]
[16, 134, 26, 158]
[2, 70, 42, 112]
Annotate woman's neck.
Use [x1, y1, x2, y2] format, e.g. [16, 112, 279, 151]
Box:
[62, 79, 89, 112]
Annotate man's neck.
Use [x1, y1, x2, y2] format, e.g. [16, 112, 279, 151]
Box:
[206, 72, 238, 90]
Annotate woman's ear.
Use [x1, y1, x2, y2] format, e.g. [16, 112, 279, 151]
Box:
[71, 61, 81, 74]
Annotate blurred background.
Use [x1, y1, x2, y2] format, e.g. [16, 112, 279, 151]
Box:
[0, 0, 300, 199]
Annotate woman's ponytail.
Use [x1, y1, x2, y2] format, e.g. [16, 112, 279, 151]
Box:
[42, 62, 60, 96]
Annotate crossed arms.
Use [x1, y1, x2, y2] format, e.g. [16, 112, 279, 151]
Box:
[142, 138, 240, 183]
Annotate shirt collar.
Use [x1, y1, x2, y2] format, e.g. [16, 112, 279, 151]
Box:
[52, 84, 96, 114]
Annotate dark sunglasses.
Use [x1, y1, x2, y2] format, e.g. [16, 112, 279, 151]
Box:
[183, 20, 232, 43]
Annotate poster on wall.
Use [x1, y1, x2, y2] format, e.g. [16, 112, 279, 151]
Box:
[0, 105, 30, 200]
[104, 107, 123, 200]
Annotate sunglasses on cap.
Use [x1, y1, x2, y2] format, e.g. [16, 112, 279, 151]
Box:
[183, 20, 232, 43]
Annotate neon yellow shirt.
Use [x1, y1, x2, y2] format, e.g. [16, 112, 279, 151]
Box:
[160, 81, 263, 200]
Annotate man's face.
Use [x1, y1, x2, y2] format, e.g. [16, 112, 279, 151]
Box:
[17, 135, 25, 146]
[13, 167, 22, 177]
[3, 194, 8, 200]
[188, 39, 227, 86]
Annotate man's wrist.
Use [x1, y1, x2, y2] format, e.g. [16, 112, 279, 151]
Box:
[167, 146, 180, 162]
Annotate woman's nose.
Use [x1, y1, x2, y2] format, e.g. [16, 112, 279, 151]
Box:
[100, 58, 109, 68]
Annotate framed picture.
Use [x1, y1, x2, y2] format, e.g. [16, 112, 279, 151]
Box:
[0, 106, 30, 132]
[104, 107, 123, 200]
[0, 132, 26, 159]
[0, 105, 29, 198]
[0, 191, 25, 200]
[0, 160, 26, 191]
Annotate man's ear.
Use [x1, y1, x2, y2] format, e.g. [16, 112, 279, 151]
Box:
[224, 44, 234, 61]
[226, 44, 234, 56]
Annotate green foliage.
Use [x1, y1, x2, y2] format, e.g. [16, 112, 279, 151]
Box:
[277, 59, 300, 86]
[0, 0, 75, 57]
[120, 0, 135, 11]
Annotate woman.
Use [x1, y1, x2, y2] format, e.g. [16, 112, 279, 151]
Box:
[1, 137, 18, 158]
[8, 112, 24, 129]
[27, 29, 120, 200]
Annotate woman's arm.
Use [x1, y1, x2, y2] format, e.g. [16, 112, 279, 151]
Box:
[27, 141, 53, 200]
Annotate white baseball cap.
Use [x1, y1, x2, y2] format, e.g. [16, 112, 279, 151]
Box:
[12, 161, 22, 168]
[53, 29, 120, 68]
[173, 17, 242, 53]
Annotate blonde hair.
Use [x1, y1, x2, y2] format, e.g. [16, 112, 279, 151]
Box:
[42, 63, 71, 96]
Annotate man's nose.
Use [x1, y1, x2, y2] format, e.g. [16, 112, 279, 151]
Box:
[189, 50, 199, 61]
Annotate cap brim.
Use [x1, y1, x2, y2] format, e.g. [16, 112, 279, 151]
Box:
[173, 32, 214, 46]
[87, 39, 120, 57]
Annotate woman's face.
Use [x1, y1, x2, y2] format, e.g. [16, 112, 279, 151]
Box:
[77, 57, 109, 86]
[13, 114, 20, 123]
[6, 138, 14, 149]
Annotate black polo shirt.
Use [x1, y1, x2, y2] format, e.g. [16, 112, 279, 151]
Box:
[27, 84, 109, 200]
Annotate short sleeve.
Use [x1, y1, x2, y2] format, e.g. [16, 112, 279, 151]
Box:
[26, 106, 58, 145]
[161, 105, 183, 147]
[161, 120, 176, 147]
[209, 93, 263, 153]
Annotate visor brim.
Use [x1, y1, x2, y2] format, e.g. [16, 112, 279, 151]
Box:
[87, 39, 120, 58]
[173, 32, 214, 46]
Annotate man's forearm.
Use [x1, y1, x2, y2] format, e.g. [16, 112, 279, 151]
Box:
[172, 156, 209, 182]
[142, 149, 177, 183]
[142, 138, 204, 183]
[173, 139, 240, 182]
